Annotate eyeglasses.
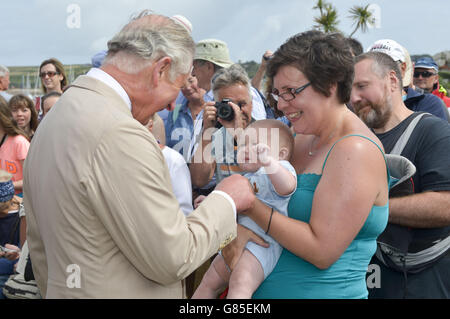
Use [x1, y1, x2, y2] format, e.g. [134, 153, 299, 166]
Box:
[413, 71, 436, 78]
[271, 82, 311, 102]
[39, 71, 60, 78]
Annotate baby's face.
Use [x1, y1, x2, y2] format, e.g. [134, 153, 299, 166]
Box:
[236, 127, 280, 172]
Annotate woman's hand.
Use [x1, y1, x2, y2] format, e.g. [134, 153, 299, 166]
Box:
[193, 195, 206, 209]
[221, 224, 269, 271]
[1, 244, 20, 261]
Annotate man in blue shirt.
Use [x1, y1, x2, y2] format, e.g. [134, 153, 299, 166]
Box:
[165, 75, 206, 160]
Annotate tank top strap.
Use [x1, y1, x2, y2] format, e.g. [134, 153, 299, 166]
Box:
[321, 134, 388, 178]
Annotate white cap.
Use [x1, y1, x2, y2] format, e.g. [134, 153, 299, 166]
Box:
[368, 39, 405, 62]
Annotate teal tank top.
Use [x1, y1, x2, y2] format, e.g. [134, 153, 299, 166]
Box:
[253, 135, 389, 299]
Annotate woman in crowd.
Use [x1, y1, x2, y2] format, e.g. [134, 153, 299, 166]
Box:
[36, 58, 67, 117]
[165, 75, 205, 160]
[0, 96, 30, 196]
[8, 94, 38, 140]
[223, 31, 390, 298]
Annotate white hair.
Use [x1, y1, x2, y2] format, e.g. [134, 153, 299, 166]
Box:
[212, 64, 252, 100]
[103, 10, 195, 80]
[0, 65, 9, 77]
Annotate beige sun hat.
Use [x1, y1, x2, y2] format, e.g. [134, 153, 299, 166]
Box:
[401, 46, 413, 87]
[194, 39, 233, 68]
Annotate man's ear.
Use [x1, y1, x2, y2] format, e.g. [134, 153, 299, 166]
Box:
[205, 61, 216, 76]
[388, 70, 400, 92]
[151, 56, 172, 86]
[432, 73, 439, 86]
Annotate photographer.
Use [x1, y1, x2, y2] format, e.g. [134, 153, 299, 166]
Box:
[190, 64, 255, 188]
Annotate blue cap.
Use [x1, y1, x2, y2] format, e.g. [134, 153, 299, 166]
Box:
[91, 50, 107, 68]
[0, 180, 14, 203]
[414, 57, 438, 72]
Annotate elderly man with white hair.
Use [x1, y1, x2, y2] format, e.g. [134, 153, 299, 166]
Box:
[0, 65, 13, 103]
[23, 10, 256, 299]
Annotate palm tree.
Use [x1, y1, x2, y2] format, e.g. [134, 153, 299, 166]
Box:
[313, 0, 325, 16]
[313, 2, 340, 33]
[348, 5, 375, 37]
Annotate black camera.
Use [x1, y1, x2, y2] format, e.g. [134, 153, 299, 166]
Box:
[214, 98, 234, 122]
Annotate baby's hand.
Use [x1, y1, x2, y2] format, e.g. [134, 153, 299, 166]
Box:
[194, 195, 207, 209]
[253, 143, 272, 166]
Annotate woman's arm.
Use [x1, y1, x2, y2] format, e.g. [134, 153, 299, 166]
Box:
[221, 224, 269, 271]
[13, 180, 23, 192]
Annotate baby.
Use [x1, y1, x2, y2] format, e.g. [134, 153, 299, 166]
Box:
[192, 119, 296, 299]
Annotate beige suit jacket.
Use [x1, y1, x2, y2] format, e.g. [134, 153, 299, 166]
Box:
[23, 76, 237, 298]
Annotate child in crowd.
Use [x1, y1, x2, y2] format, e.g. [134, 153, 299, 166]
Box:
[192, 119, 296, 298]
[0, 96, 30, 196]
[0, 170, 23, 299]
[8, 94, 38, 140]
[146, 113, 193, 216]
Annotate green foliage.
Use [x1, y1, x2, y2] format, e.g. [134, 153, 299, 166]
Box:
[313, 2, 340, 33]
[238, 60, 260, 79]
[348, 5, 375, 37]
[313, 1, 374, 37]
[439, 70, 450, 92]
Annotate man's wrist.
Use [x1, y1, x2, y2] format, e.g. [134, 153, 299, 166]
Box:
[211, 190, 237, 218]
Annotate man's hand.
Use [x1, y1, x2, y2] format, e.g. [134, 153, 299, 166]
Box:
[215, 174, 256, 213]
[202, 102, 218, 130]
[261, 50, 273, 65]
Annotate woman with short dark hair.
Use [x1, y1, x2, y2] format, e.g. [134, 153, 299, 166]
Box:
[224, 31, 390, 299]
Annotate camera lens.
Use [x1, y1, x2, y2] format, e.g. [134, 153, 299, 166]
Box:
[214, 99, 234, 122]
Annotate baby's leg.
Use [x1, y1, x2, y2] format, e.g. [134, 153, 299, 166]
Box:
[192, 254, 230, 299]
[227, 249, 265, 299]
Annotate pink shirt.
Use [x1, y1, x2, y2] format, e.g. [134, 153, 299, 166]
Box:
[0, 134, 30, 193]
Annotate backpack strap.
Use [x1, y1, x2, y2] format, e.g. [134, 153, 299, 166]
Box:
[390, 113, 429, 155]
[8, 213, 20, 244]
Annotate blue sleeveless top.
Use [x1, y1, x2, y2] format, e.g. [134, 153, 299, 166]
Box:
[253, 135, 389, 299]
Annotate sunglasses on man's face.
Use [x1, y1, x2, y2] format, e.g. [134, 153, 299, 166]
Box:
[413, 71, 436, 78]
[39, 71, 60, 78]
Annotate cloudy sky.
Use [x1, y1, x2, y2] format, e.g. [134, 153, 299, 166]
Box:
[1, 0, 449, 66]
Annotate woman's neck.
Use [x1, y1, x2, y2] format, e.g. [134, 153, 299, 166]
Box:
[47, 87, 62, 94]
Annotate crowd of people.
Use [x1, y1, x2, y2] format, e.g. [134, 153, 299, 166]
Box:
[0, 10, 449, 299]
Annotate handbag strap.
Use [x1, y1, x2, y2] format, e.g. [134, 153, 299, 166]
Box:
[390, 113, 429, 155]
[8, 213, 20, 244]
